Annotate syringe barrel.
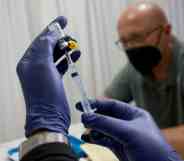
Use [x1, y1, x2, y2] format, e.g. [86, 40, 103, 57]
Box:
[49, 22, 93, 113]
[69, 64, 93, 113]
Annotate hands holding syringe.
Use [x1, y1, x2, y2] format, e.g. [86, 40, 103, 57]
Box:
[17, 16, 182, 161]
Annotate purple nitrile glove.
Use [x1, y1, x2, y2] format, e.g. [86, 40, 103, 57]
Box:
[76, 100, 126, 161]
[77, 99, 182, 161]
[17, 16, 80, 137]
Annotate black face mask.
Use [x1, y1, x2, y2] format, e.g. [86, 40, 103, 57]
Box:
[125, 46, 162, 76]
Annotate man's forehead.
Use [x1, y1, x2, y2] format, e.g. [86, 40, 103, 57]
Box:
[118, 8, 153, 28]
[118, 25, 146, 41]
[117, 10, 160, 39]
[118, 15, 149, 39]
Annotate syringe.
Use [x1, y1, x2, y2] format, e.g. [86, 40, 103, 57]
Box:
[48, 22, 94, 113]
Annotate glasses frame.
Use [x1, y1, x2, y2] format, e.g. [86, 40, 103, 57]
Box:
[115, 25, 163, 49]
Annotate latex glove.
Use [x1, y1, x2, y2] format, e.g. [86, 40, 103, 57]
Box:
[76, 99, 182, 161]
[16, 16, 80, 137]
[78, 122, 125, 160]
[81, 130, 126, 161]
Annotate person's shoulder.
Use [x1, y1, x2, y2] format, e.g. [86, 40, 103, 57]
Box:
[173, 36, 184, 58]
[119, 62, 140, 80]
[122, 62, 136, 74]
[173, 36, 184, 76]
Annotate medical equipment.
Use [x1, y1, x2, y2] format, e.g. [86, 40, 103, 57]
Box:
[48, 22, 94, 113]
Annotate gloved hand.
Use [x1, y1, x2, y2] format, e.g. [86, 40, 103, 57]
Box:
[16, 16, 80, 137]
[81, 129, 126, 161]
[76, 99, 182, 161]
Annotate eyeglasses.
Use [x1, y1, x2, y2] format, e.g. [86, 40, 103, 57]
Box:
[115, 25, 163, 50]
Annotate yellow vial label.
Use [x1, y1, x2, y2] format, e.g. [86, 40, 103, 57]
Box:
[68, 40, 78, 49]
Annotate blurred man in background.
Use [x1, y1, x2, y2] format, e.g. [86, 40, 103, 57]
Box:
[104, 1, 184, 158]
